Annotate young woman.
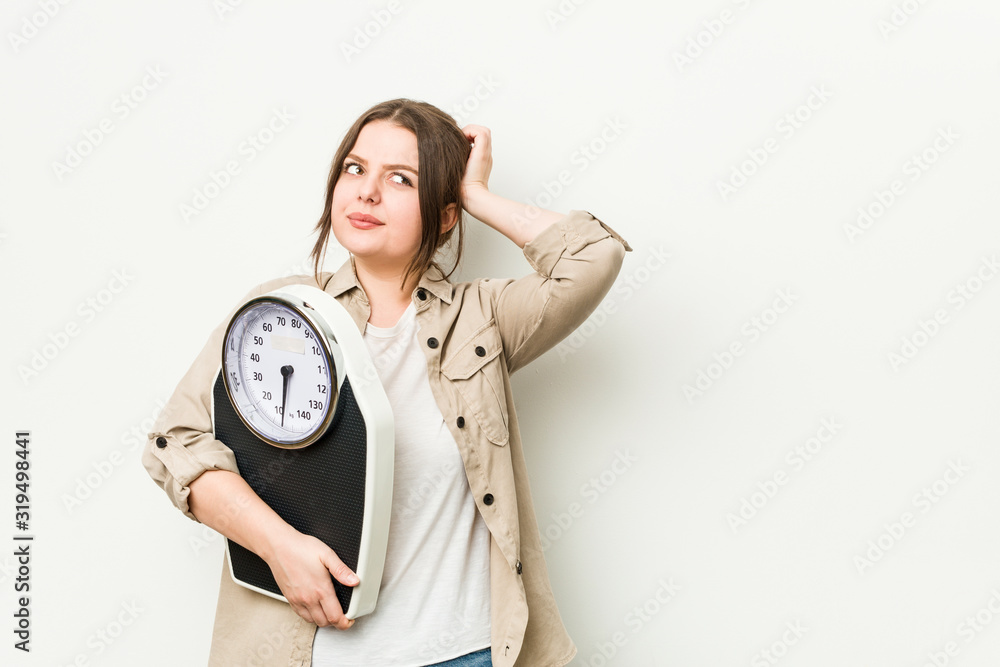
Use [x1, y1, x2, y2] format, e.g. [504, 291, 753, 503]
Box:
[142, 98, 631, 667]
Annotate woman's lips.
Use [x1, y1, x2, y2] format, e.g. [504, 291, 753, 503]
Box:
[348, 212, 383, 229]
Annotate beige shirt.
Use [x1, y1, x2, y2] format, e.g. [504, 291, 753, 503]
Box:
[141, 209, 632, 667]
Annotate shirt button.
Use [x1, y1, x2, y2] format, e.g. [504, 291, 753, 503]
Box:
[416, 289, 427, 301]
[155, 437, 167, 448]
[475, 345, 486, 357]
[427, 337, 439, 349]
[457, 416, 465, 428]
[516, 560, 522, 575]
[483, 493, 494, 506]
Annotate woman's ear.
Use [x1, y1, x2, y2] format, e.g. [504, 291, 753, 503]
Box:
[440, 203, 459, 234]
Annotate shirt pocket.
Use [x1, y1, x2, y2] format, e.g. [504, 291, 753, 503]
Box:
[440, 319, 509, 446]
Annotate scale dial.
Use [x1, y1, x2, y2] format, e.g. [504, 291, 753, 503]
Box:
[222, 296, 342, 448]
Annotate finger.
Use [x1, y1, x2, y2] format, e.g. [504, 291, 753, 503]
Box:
[319, 593, 354, 630]
[471, 128, 491, 150]
[461, 124, 490, 146]
[290, 599, 331, 628]
[321, 550, 360, 588]
[461, 123, 484, 137]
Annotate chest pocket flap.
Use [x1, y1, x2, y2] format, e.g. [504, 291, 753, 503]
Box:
[441, 320, 509, 446]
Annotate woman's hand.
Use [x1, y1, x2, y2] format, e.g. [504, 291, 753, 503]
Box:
[456, 122, 564, 247]
[264, 525, 359, 630]
[460, 124, 493, 202]
[186, 471, 359, 629]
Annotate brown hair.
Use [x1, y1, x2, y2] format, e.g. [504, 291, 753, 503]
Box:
[310, 98, 470, 290]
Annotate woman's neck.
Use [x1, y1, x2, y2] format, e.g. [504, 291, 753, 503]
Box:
[353, 257, 418, 328]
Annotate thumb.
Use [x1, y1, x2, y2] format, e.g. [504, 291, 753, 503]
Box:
[321, 549, 360, 587]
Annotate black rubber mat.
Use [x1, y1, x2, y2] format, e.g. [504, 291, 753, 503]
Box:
[213, 372, 367, 614]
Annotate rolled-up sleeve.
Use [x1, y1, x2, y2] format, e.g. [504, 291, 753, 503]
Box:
[141, 285, 266, 521]
[486, 209, 632, 374]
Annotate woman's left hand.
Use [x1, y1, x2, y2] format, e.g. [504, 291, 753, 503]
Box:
[460, 124, 492, 202]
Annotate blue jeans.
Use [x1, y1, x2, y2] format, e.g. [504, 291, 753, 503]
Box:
[425, 647, 492, 666]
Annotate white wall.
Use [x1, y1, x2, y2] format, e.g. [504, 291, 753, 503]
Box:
[3, 1, 999, 665]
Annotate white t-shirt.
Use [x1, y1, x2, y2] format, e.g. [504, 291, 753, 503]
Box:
[311, 302, 492, 666]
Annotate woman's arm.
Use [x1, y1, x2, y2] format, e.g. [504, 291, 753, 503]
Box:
[460, 124, 564, 248]
[187, 469, 358, 630]
[142, 276, 358, 630]
[457, 124, 633, 375]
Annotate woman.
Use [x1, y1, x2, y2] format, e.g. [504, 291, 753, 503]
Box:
[143, 98, 631, 666]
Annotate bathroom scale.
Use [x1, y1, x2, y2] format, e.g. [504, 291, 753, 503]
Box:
[210, 284, 394, 619]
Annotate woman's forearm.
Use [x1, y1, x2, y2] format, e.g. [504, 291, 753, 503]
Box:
[463, 185, 564, 249]
[188, 468, 359, 628]
[187, 469, 294, 563]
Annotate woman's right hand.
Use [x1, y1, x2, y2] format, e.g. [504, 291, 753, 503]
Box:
[186, 470, 359, 630]
[264, 525, 359, 630]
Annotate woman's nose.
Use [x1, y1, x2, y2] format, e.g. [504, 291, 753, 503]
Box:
[358, 173, 380, 203]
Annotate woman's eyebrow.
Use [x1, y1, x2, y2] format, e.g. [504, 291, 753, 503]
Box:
[346, 153, 418, 174]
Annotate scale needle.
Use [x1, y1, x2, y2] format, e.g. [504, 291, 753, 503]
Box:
[280, 364, 294, 427]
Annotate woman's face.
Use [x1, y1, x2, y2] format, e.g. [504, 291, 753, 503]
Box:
[331, 120, 423, 276]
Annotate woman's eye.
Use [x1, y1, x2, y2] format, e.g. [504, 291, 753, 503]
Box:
[389, 172, 413, 187]
[343, 162, 362, 175]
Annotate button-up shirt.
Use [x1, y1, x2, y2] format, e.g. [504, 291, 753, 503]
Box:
[142, 209, 631, 666]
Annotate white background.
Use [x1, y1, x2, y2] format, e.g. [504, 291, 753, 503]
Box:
[2, 1, 999, 665]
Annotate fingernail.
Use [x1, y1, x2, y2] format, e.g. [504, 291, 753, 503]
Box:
[348, 572, 359, 585]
